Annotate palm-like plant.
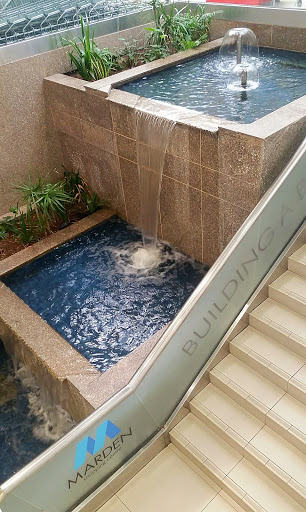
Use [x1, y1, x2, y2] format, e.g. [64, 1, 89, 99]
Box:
[16, 176, 72, 234]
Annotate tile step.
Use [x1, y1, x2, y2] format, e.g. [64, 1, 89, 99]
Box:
[230, 326, 306, 404]
[249, 298, 306, 359]
[190, 386, 306, 507]
[288, 244, 306, 278]
[170, 413, 305, 512]
[210, 354, 306, 456]
[269, 270, 306, 317]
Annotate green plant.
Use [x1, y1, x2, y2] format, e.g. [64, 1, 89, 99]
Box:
[0, 212, 18, 238]
[146, 1, 217, 53]
[143, 43, 170, 62]
[63, 167, 87, 204]
[82, 192, 108, 214]
[114, 39, 146, 70]
[62, 16, 114, 81]
[16, 175, 72, 234]
[0, 224, 8, 240]
[12, 213, 40, 245]
[63, 168, 109, 214]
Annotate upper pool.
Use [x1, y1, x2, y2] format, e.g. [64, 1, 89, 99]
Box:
[119, 48, 306, 124]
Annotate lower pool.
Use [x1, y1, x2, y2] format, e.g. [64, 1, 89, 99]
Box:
[3, 216, 207, 373]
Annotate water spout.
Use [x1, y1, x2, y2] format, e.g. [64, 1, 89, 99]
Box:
[236, 34, 242, 65]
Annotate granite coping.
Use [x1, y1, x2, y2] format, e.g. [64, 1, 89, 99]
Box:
[0, 209, 171, 422]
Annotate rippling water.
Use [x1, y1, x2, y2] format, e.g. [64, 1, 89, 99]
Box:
[4, 217, 207, 372]
[120, 48, 306, 124]
[0, 341, 74, 483]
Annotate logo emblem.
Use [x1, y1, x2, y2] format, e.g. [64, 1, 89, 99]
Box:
[74, 420, 121, 471]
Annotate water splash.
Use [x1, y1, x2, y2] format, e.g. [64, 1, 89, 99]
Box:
[0, 341, 75, 483]
[15, 365, 75, 443]
[135, 109, 175, 261]
[108, 238, 205, 279]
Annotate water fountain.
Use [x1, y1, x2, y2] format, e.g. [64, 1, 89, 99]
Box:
[218, 28, 259, 92]
[131, 109, 175, 269]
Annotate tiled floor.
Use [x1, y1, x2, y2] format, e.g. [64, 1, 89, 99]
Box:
[98, 242, 306, 512]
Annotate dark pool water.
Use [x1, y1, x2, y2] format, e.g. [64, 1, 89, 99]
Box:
[3, 216, 207, 373]
[119, 48, 306, 124]
[0, 341, 74, 483]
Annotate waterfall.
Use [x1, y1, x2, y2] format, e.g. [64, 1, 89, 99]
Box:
[132, 110, 175, 268]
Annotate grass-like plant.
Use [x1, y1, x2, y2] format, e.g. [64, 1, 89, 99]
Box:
[63, 167, 87, 204]
[62, 16, 114, 81]
[15, 175, 72, 234]
[12, 213, 40, 245]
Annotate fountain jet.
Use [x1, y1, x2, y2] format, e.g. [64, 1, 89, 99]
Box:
[218, 27, 260, 91]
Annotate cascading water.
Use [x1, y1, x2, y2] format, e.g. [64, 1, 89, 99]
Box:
[131, 110, 175, 269]
[0, 341, 75, 483]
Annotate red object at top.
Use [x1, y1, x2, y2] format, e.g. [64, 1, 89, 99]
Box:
[207, 0, 269, 4]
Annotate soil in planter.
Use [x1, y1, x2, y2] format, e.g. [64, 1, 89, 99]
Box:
[0, 205, 96, 262]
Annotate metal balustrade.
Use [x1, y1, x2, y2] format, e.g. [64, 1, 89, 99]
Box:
[0, 0, 149, 46]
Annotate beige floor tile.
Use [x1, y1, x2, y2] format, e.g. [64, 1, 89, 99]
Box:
[250, 425, 306, 488]
[194, 384, 263, 442]
[169, 443, 222, 493]
[254, 299, 306, 341]
[228, 459, 305, 512]
[117, 446, 217, 512]
[97, 496, 130, 512]
[232, 327, 305, 376]
[272, 393, 306, 435]
[271, 271, 306, 300]
[203, 493, 242, 512]
[175, 413, 242, 475]
[214, 355, 285, 409]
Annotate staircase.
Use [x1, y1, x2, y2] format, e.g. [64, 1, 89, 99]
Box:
[98, 243, 306, 512]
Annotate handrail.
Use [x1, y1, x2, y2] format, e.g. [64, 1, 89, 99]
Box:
[0, 137, 305, 512]
[130, 136, 306, 387]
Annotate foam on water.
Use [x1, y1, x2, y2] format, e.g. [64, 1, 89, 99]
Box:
[110, 239, 202, 278]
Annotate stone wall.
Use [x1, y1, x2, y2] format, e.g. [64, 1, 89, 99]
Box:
[0, 24, 151, 216]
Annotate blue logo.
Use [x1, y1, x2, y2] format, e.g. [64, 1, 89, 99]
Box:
[74, 420, 121, 471]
